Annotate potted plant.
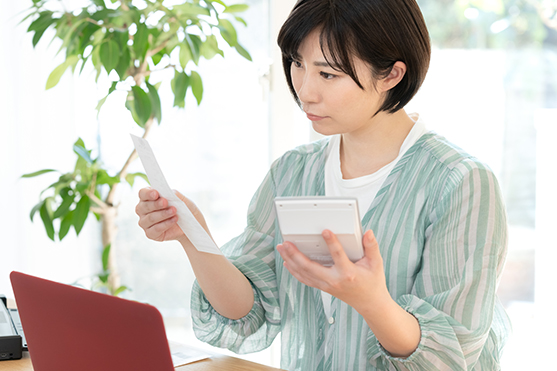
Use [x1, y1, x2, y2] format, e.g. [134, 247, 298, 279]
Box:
[21, 0, 251, 295]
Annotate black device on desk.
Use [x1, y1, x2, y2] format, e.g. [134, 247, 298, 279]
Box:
[0, 294, 27, 360]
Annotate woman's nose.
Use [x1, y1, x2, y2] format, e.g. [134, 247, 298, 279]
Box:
[296, 74, 320, 105]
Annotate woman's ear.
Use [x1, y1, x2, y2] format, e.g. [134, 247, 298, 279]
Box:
[379, 61, 407, 92]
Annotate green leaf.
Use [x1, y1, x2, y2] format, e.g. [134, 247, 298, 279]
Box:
[200, 35, 223, 60]
[115, 46, 131, 80]
[185, 34, 201, 65]
[73, 195, 91, 235]
[59, 18, 88, 54]
[179, 42, 193, 69]
[53, 188, 75, 219]
[224, 4, 249, 13]
[190, 71, 203, 105]
[234, 16, 247, 27]
[100, 39, 120, 73]
[39, 200, 55, 241]
[113, 286, 129, 296]
[92, 0, 106, 8]
[218, 18, 238, 46]
[77, 23, 101, 56]
[151, 49, 164, 66]
[165, 34, 180, 55]
[125, 93, 140, 125]
[78, 55, 90, 75]
[156, 22, 180, 47]
[73, 143, 93, 164]
[146, 82, 162, 124]
[59, 210, 73, 240]
[102, 244, 111, 271]
[75, 137, 85, 148]
[21, 169, 57, 178]
[96, 81, 118, 114]
[91, 28, 105, 46]
[30, 200, 44, 221]
[125, 172, 149, 187]
[234, 43, 252, 61]
[91, 46, 102, 81]
[131, 86, 152, 127]
[73, 138, 91, 174]
[45, 55, 80, 90]
[210, 0, 227, 6]
[27, 11, 53, 33]
[114, 30, 129, 49]
[133, 23, 149, 60]
[96, 170, 120, 186]
[171, 71, 189, 108]
[29, 11, 56, 47]
[98, 273, 109, 284]
[172, 3, 211, 17]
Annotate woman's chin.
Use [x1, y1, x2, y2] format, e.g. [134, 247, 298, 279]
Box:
[311, 121, 337, 136]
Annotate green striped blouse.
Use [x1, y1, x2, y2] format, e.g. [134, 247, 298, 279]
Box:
[191, 132, 511, 370]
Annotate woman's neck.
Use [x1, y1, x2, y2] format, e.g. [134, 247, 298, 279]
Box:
[339, 110, 415, 179]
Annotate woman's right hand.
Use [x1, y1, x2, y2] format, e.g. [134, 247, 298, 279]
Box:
[135, 188, 183, 242]
[135, 187, 211, 244]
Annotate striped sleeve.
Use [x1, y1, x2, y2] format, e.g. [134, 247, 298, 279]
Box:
[368, 159, 509, 370]
[191, 162, 282, 354]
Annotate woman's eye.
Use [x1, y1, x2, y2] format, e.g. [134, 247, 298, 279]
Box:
[320, 72, 335, 79]
[292, 60, 302, 68]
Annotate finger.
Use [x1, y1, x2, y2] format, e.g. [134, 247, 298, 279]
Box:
[138, 206, 176, 230]
[136, 195, 169, 217]
[277, 242, 329, 287]
[362, 229, 381, 260]
[138, 187, 159, 201]
[278, 241, 312, 267]
[322, 229, 351, 267]
[173, 190, 197, 213]
[144, 215, 179, 241]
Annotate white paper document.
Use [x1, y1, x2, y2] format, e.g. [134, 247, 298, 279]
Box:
[131, 134, 222, 255]
[169, 341, 212, 367]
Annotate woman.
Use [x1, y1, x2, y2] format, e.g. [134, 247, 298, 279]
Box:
[135, 0, 511, 369]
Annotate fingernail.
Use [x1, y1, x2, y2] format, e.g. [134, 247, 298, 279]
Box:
[167, 208, 174, 215]
[323, 230, 331, 239]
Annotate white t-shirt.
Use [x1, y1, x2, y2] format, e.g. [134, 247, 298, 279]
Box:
[325, 113, 428, 219]
[320, 113, 428, 321]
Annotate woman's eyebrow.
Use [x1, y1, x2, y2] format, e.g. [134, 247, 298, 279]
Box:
[313, 60, 339, 68]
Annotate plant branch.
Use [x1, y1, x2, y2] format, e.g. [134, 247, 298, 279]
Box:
[147, 38, 170, 58]
[90, 206, 105, 214]
[83, 17, 129, 32]
[87, 190, 109, 209]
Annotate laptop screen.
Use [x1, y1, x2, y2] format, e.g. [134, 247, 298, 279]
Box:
[10, 271, 175, 371]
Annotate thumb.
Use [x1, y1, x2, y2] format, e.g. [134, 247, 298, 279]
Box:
[173, 190, 207, 225]
[363, 229, 381, 260]
[173, 189, 188, 203]
[173, 190, 196, 210]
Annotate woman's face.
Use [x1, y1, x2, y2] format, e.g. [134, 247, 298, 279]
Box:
[290, 29, 384, 136]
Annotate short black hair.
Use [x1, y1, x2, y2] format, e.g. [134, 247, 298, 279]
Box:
[277, 0, 431, 114]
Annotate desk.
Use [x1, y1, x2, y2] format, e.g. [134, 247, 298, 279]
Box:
[1, 299, 282, 371]
[0, 352, 282, 371]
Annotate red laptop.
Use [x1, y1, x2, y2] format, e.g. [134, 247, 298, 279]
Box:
[10, 271, 174, 371]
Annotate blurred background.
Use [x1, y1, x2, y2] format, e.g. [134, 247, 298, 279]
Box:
[1, 0, 556, 368]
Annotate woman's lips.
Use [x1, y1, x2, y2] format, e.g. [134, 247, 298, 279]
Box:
[306, 113, 326, 121]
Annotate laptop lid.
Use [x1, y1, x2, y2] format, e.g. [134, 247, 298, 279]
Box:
[10, 271, 174, 371]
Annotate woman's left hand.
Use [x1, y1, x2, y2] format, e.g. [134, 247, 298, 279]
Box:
[276, 229, 390, 312]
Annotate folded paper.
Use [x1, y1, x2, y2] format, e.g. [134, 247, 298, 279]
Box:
[131, 134, 222, 255]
